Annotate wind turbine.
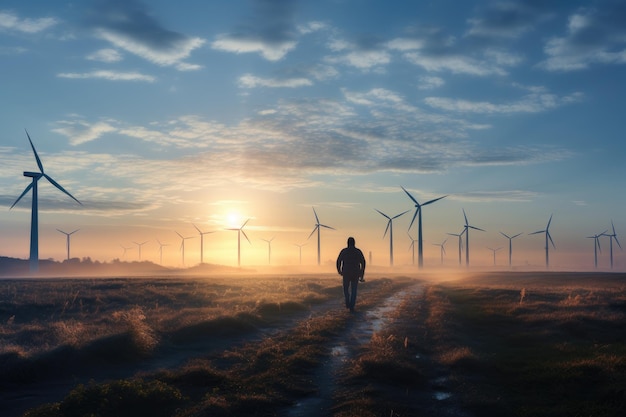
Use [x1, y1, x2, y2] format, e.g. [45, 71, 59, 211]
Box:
[57, 229, 79, 261]
[227, 219, 250, 267]
[294, 243, 306, 265]
[487, 247, 502, 266]
[175, 231, 194, 266]
[432, 239, 447, 265]
[447, 229, 465, 266]
[529, 214, 555, 268]
[120, 245, 132, 259]
[587, 231, 606, 269]
[401, 187, 446, 268]
[308, 207, 335, 266]
[156, 239, 169, 265]
[461, 209, 485, 267]
[375, 208, 409, 266]
[407, 232, 417, 265]
[10, 130, 82, 272]
[193, 223, 214, 265]
[261, 237, 274, 265]
[500, 232, 522, 267]
[602, 221, 622, 269]
[133, 241, 148, 261]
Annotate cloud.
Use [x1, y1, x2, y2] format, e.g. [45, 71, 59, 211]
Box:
[424, 91, 584, 114]
[238, 74, 312, 88]
[52, 119, 118, 145]
[0, 11, 58, 33]
[452, 190, 539, 203]
[465, 1, 554, 40]
[57, 70, 156, 82]
[418, 76, 445, 90]
[89, 0, 205, 70]
[87, 48, 122, 63]
[539, 2, 626, 71]
[211, 0, 298, 61]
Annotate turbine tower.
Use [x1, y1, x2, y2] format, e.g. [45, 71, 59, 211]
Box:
[603, 221, 622, 269]
[488, 247, 502, 266]
[11, 130, 82, 272]
[227, 219, 250, 267]
[294, 243, 306, 265]
[529, 214, 555, 268]
[375, 208, 409, 266]
[57, 229, 79, 261]
[133, 241, 148, 261]
[156, 239, 169, 265]
[407, 232, 417, 265]
[462, 209, 485, 267]
[175, 231, 194, 266]
[447, 229, 465, 266]
[401, 187, 446, 268]
[193, 223, 214, 264]
[587, 231, 606, 269]
[307, 207, 335, 266]
[500, 232, 522, 267]
[433, 239, 447, 265]
[261, 237, 274, 265]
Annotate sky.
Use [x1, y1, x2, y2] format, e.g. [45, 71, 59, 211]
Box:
[1, 0, 625, 271]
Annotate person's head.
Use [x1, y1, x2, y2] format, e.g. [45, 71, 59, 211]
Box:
[347, 237, 355, 247]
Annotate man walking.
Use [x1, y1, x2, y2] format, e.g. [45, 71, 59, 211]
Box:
[336, 237, 366, 312]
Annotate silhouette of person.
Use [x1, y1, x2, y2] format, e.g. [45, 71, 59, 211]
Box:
[336, 237, 366, 312]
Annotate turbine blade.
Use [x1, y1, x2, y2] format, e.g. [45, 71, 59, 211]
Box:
[615, 236, 622, 249]
[43, 174, 82, 205]
[375, 208, 390, 220]
[462, 208, 468, 225]
[401, 186, 419, 205]
[25, 130, 44, 173]
[469, 226, 485, 232]
[383, 221, 391, 238]
[307, 225, 319, 240]
[312, 207, 319, 223]
[547, 214, 553, 229]
[512, 233, 523, 239]
[241, 218, 250, 228]
[529, 230, 544, 235]
[193, 223, 202, 233]
[547, 231, 556, 249]
[320, 224, 335, 230]
[175, 231, 184, 239]
[10, 183, 34, 209]
[241, 229, 251, 244]
[500, 232, 511, 239]
[422, 195, 447, 206]
[392, 209, 410, 219]
[408, 208, 419, 230]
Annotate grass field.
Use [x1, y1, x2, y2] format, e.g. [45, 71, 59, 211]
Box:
[1, 272, 625, 416]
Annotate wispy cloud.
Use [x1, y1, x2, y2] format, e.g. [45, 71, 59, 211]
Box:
[211, 0, 298, 61]
[238, 74, 312, 88]
[0, 11, 58, 33]
[424, 90, 584, 114]
[88, 0, 205, 70]
[57, 70, 156, 82]
[86, 48, 122, 63]
[539, 2, 626, 71]
[451, 190, 539, 203]
[52, 119, 118, 145]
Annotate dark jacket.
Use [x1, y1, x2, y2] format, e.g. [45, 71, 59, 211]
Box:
[336, 246, 366, 278]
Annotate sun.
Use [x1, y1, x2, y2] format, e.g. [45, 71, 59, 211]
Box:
[226, 212, 242, 228]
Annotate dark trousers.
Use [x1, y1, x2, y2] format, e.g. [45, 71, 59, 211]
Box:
[343, 276, 359, 311]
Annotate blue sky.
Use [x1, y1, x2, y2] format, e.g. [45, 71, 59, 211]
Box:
[1, 0, 625, 269]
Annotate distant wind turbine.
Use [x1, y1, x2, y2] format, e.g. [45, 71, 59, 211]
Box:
[447, 229, 465, 266]
[175, 232, 194, 266]
[120, 245, 132, 259]
[375, 208, 409, 266]
[227, 219, 250, 267]
[294, 243, 306, 265]
[500, 232, 522, 267]
[407, 232, 417, 265]
[308, 207, 335, 266]
[462, 209, 485, 267]
[57, 229, 79, 261]
[487, 247, 502, 266]
[261, 237, 275, 265]
[529, 214, 555, 268]
[402, 187, 446, 268]
[10, 130, 82, 272]
[602, 221, 622, 269]
[433, 239, 447, 265]
[133, 241, 148, 261]
[156, 239, 169, 265]
[587, 231, 606, 269]
[193, 223, 215, 264]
